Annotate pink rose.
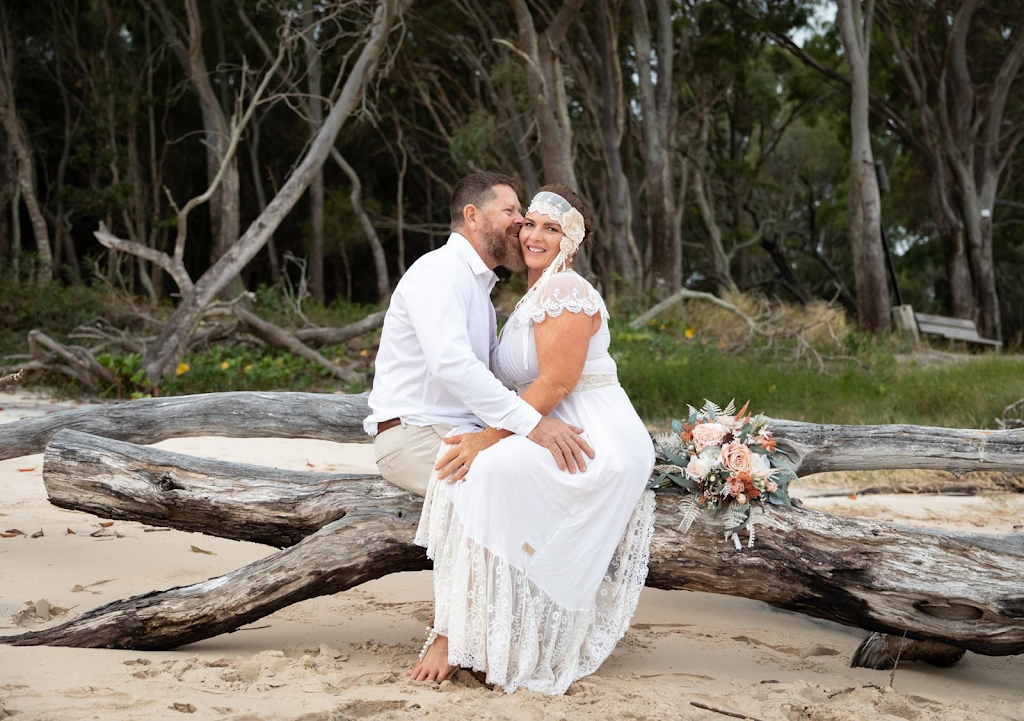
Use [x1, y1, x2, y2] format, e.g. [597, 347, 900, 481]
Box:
[729, 478, 744, 496]
[692, 422, 728, 451]
[767, 480, 778, 493]
[686, 455, 710, 480]
[720, 442, 753, 475]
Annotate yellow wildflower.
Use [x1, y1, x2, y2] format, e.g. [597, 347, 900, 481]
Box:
[684, 327, 695, 339]
[243, 364, 254, 374]
[220, 361, 230, 370]
[175, 363, 190, 376]
[359, 349, 369, 357]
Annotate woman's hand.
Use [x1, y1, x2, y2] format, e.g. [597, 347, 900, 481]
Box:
[434, 428, 504, 483]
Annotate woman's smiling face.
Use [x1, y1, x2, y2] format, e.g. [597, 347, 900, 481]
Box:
[519, 212, 564, 273]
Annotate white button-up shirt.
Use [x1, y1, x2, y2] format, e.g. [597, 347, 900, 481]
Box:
[364, 233, 542, 437]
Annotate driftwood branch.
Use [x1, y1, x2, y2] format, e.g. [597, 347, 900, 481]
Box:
[0, 392, 371, 461]
[769, 420, 1024, 476]
[5, 393, 1023, 479]
[0, 369, 24, 390]
[629, 288, 758, 331]
[293, 311, 385, 346]
[27, 330, 115, 389]
[5, 428, 1023, 656]
[232, 306, 359, 382]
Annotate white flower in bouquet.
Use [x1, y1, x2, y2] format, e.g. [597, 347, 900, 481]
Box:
[685, 455, 711, 480]
[698, 445, 722, 465]
[749, 453, 771, 480]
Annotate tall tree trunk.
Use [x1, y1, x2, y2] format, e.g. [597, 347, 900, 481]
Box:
[928, 163, 973, 319]
[692, 109, 736, 297]
[837, 0, 890, 333]
[247, 120, 281, 285]
[630, 0, 675, 292]
[332, 150, 390, 304]
[53, 44, 81, 283]
[594, 0, 638, 290]
[11, 180, 20, 278]
[140, 0, 404, 384]
[509, 0, 591, 278]
[304, 3, 326, 303]
[150, 0, 243, 294]
[0, 68, 53, 285]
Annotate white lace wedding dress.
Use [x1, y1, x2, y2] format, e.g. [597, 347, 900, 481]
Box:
[414, 271, 656, 695]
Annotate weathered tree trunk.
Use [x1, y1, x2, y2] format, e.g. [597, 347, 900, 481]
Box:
[304, 3, 326, 303]
[630, 0, 676, 292]
[837, 0, 891, 334]
[593, 0, 638, 289]
[140, 0, 404, 383]
[0, 392, 372, 461]
[293, 311, 385, 346]
[5, 391, 1024, 476]
[692, 107, 736, 297]
[508, 0, 591, 278]
[331, 149, 390, 303]
[6, 428, 1024, 656]
[42, 430, 391, 548]
[0, 44, 53, 285]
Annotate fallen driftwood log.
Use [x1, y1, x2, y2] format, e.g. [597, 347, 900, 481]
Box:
[5, 392, 1024, 474]
[3, 427, 1022, 662]
[0, 392, 370, 461]
[2, 392, 1022, 672]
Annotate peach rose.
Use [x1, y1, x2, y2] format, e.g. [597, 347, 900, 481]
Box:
[729, 478, 744, 496]
[686, 455, 711, 480]
[736, 493, 748, 506]
[692, 422, 728, 451]
[766, 480, 778, 493]
[720, 442, 753, 475]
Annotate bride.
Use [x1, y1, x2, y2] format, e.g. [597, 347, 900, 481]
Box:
[410, 184, 656, 695]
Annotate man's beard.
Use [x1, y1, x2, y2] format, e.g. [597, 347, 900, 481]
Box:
[481, 219, 526, 272]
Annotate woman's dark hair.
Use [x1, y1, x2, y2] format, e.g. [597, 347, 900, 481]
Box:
[535, 183, 592, 239]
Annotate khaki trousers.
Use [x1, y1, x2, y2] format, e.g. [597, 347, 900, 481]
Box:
[373, 421, 452, 496]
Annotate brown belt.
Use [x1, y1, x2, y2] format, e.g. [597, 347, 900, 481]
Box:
[377, 417, 401, 433]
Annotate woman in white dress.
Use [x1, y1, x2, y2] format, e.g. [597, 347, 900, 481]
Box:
[409, 184, 656, 695]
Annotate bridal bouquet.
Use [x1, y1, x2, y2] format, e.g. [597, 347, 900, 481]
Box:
[649, 399, 794, 549]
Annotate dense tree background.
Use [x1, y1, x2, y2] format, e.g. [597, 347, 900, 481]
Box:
[1, 0, 1022, 346]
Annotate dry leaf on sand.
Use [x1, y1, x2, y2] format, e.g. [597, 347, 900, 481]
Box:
[190, 545, 215, 555]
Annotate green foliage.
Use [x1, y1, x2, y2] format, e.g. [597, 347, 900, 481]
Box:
[612, 323, 1024, 428]
[0, 272, 108, 357]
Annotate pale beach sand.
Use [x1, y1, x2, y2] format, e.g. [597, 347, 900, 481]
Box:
[1, 389, 1022, 720]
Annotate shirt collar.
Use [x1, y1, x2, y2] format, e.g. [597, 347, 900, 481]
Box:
[448, 232, 497, 279]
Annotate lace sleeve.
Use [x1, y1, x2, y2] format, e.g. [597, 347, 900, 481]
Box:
[523, 273, 608, 325]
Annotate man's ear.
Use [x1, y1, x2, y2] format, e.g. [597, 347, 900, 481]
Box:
[463, 203, 478, 229]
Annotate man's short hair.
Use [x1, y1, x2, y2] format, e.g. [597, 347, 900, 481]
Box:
[450, 171, 517, 230]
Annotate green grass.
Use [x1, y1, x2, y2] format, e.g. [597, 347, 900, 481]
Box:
[5, 279, 1021, 430]
[614, 328, 1023, 428]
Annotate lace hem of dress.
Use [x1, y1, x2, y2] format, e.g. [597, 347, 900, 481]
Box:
[509, 286, 609, 327]
[414, 478, 656, 695]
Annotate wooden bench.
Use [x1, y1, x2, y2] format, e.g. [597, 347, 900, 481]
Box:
[892, 305, 1002, 348]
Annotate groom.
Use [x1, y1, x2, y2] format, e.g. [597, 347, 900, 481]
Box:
[364, 171, 593, 495]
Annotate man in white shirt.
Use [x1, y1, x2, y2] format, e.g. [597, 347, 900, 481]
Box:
[365, 172, 594, 495]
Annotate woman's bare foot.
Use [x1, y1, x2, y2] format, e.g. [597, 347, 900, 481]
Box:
[408, 634, 455, 682]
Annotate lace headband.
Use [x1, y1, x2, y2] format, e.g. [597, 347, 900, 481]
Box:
[526, 191, 586, 255]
